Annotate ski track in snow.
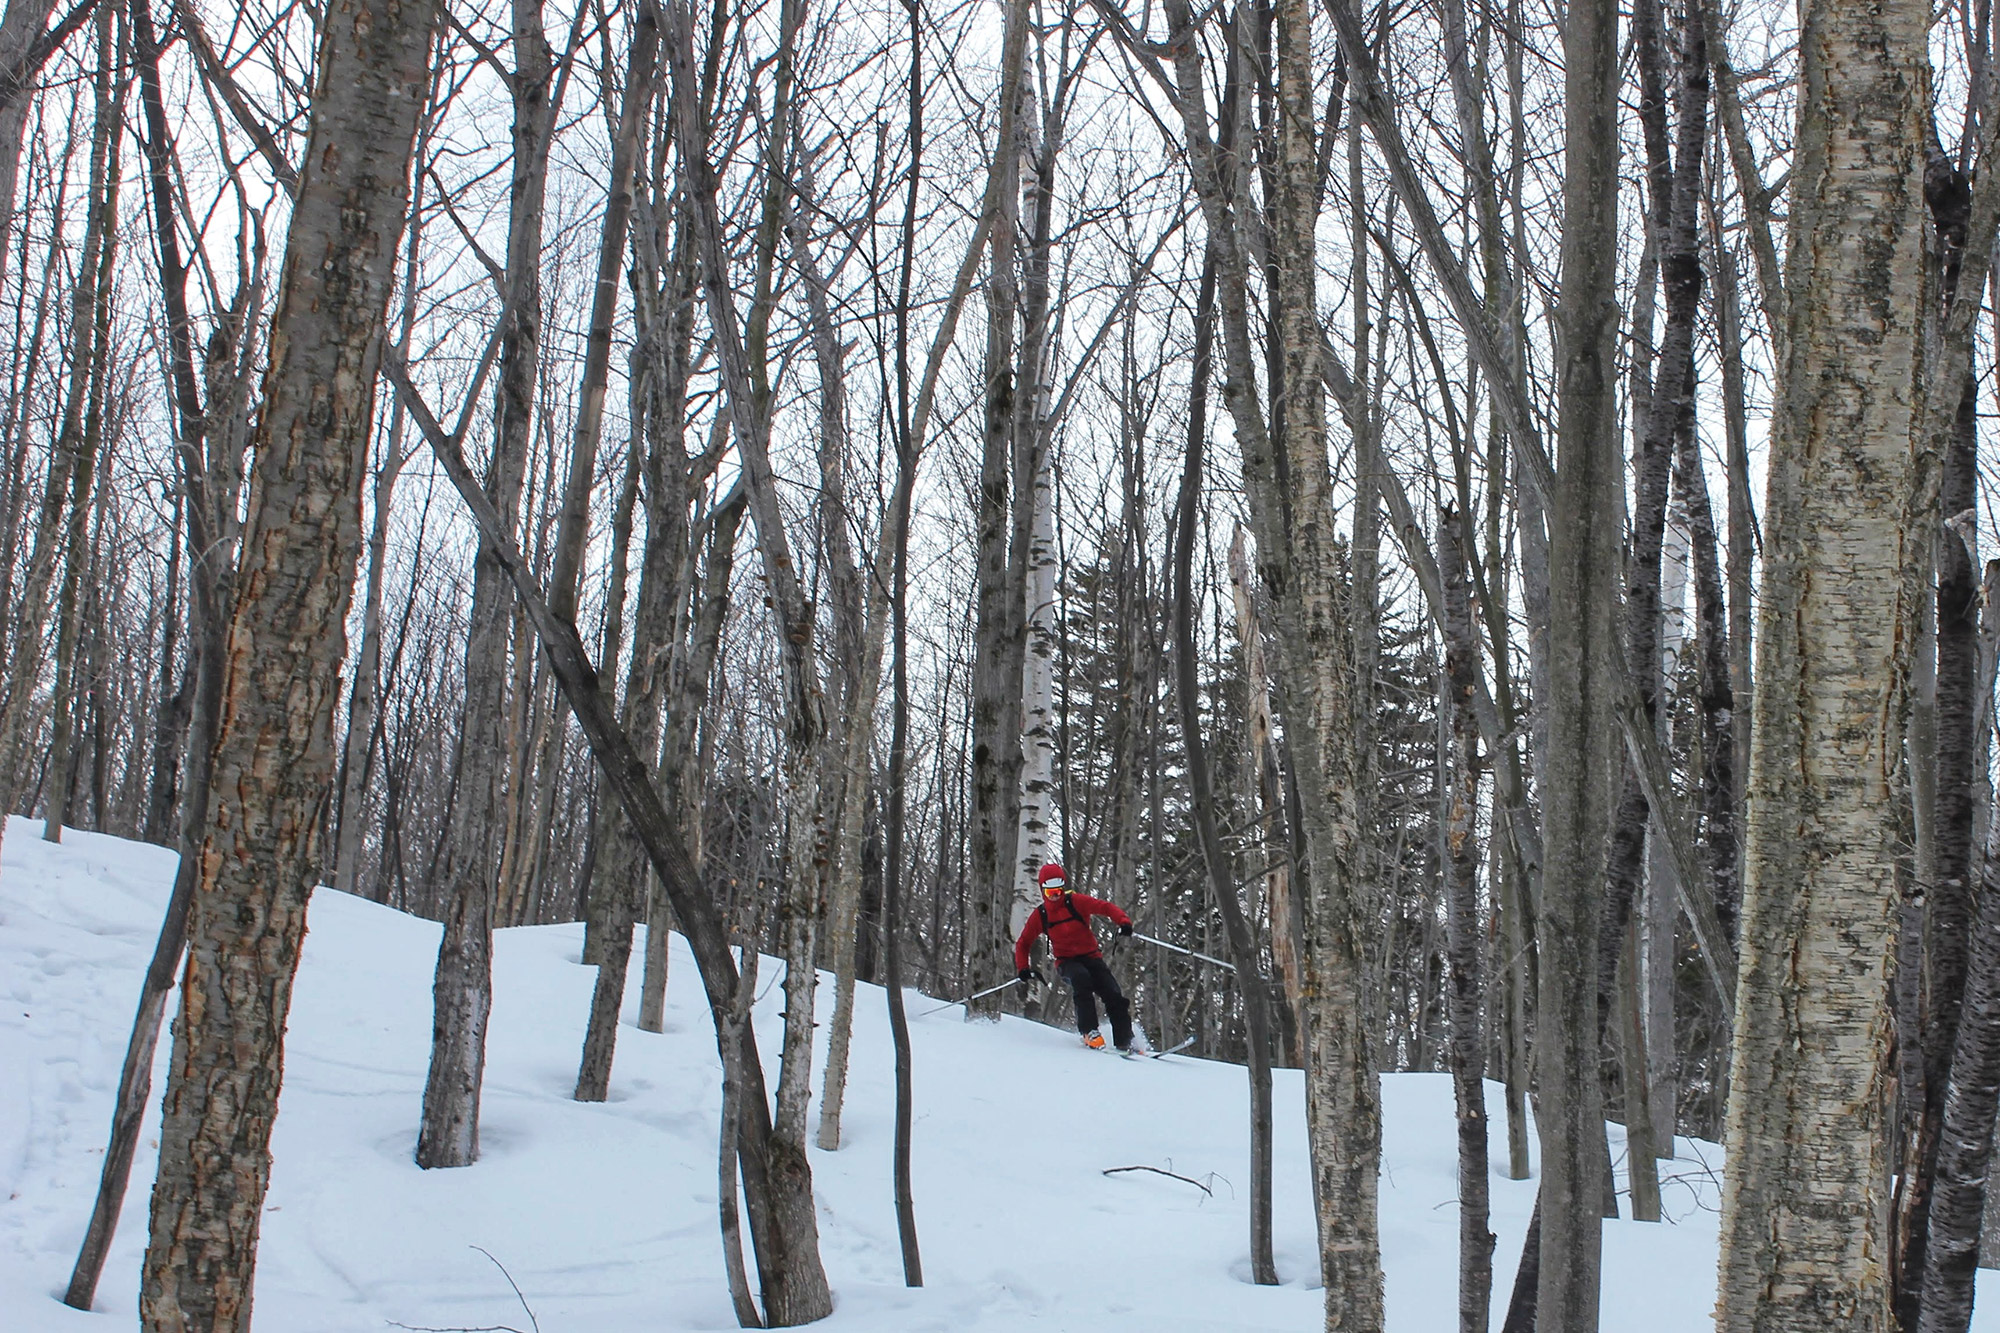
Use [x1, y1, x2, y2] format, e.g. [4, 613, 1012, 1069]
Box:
[3, 814, 1995, 1331]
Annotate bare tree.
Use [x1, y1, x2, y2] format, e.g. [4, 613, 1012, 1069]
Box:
[418, 0, 560, 1170]
[1439, 503, 1492, 1329]
[1172, 249, 1279, 1285]
[1525, 0, 1626, 1317]
[1713, 0, 1931, 1319]
[34, 0, 117, 846]
[137, 0, 436, 1319]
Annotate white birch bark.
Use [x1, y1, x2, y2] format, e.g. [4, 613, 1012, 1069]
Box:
[1712, 0, 1931, 1315]
[1646, 511, 1689, 1152]
[1014, 430, 1058, 931]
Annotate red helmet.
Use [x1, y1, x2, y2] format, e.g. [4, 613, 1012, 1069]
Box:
[1038, 863, 1069, 898]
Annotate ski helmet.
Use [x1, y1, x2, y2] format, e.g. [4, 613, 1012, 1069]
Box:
[1039, 862, 1069, 897]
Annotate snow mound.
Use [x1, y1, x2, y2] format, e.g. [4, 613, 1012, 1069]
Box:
[0, 816, 1985, 1330]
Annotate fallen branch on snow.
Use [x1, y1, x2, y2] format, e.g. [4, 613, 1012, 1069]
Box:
[1102, 1164, 1214, 1196]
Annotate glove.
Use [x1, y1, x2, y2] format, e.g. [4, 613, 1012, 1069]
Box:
[1018, 967, 1042, 985]
[1118, 923, 1134, 938]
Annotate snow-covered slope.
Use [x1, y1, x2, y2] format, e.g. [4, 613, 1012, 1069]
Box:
[0, 817, 1983, 1331]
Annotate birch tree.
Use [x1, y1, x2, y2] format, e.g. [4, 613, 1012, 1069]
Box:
[1713, 0, 1930, 1317]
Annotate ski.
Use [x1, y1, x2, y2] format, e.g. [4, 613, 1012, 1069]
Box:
[1122, 1035, 1198, 1061]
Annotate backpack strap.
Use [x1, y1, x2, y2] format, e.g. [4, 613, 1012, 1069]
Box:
[1038, 894, 1086, 937]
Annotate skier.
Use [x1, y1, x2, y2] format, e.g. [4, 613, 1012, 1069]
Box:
[1014, 862, 1144, 1052]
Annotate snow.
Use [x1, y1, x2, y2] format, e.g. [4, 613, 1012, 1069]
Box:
[1, 814, 1992, 1331]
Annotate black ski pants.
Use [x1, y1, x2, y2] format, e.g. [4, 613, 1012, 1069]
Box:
[1058, 953, 1133, 1048]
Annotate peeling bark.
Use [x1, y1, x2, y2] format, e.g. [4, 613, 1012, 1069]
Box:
[1713, 0, 1930, 1318]
[138, 0, 433, 1320]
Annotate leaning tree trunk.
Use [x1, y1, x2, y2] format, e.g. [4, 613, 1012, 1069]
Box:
[670, 0, 830, 1250]
[60, 0, 259, 1301]
[0, 0, 58, 292]
[393, 353, 837, 1323]
[136, 0, 433, 1322]
[1712, 0, 1930, 1318]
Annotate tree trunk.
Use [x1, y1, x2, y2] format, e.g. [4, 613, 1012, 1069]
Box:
[1533, 0, 1625, 1312]
[137, 0, 432, 1319]
[639, 482, 741, 1033]
[417, 0, 554, 1169]
[1712, 0, 1929, 1317]
[1441, 504, 1494, 1330]
[1619, 911, 1663, 1222]
[60, 0, 257, 1299]
[720, 926, 765, 1328]
[140, 482, 188, 847]
[1012, 77, 1061, 907]
[0, 0, 57, 292]
[39, 4, 116, 844]
[1176, 249, 1277, 1285]
[1228, 528, 1303, 1055]
[880, 8, 927, 1274]
[797, 175, 891, 1149]
[568, 5, 667, 1104]
[1896, 147, 1986, 1327]
[633, 198, 707, 1036]
[394, 352, 836, 1323]
[1708, 188, 1756, 862]
[1676, 406, 1738, 947]
[1599, 0, 1707, 1164]
[1159, 0, 1385, 1320]
[963, 0, 1034, 1022]
[1918, 810, 2000, 1333]
[661, 2, 837, 1317]
[0, 121, 90, 849]
[333, 147, 429, 900]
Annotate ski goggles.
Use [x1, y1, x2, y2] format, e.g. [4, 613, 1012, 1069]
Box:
[1042, 880, 1067, 897]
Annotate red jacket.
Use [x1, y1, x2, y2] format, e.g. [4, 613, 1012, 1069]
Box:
[1014, 891, 1131, 970]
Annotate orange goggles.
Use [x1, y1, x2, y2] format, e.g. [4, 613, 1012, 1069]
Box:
[1042, 881, 1067, 897]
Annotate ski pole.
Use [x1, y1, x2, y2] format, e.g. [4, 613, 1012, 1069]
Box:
[914, 976, 1022, 1019]
[1132, 931, 1237, 972]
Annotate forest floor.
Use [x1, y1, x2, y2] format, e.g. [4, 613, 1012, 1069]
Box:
[2, 815, 1991, 1332]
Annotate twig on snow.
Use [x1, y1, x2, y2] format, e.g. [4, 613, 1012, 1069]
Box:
[1102, 1163, 1214, 1196]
